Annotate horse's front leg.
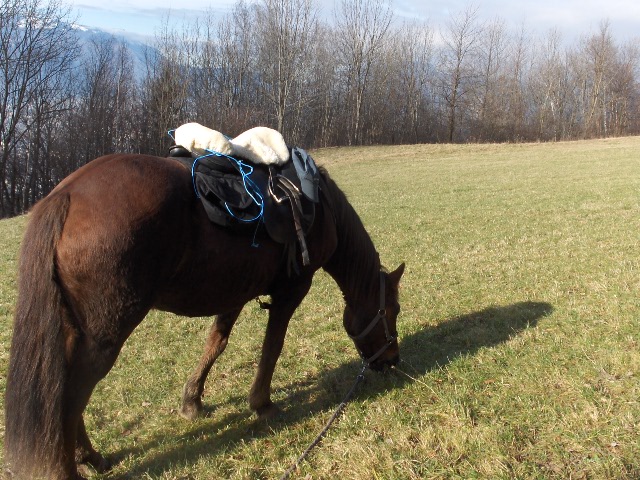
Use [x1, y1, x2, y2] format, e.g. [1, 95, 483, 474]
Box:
[249, 278, 313, 419]
[180, 308, 242, 420]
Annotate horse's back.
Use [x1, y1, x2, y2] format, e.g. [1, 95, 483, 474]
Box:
[34, 153, 337, 321]
[53, 153, 191, 218]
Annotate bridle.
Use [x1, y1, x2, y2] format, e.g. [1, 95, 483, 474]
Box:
[347, 272, 396, 367]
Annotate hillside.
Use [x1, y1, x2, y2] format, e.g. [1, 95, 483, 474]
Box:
[0, 138, 638, 478]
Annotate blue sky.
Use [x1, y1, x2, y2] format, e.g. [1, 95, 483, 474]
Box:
[70, 0, 640, 41]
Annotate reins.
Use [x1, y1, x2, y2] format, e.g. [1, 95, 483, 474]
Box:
[280, 271, 395, 478]
[279, 361, 429, 479]
[279, 363, 367, 480]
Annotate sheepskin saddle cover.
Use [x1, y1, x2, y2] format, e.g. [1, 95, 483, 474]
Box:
[174, 123, 291, 166]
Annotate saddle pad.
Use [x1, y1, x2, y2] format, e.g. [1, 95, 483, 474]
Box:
[291, 147, 319, 203]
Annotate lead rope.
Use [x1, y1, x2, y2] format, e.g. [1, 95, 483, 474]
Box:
[279, 363, 367, 480]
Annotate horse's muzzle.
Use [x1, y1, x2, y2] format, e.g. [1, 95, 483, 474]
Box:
[370, 353, 400, 371]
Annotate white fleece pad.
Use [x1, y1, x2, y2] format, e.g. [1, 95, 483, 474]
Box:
[230, 127, 290, 166]
[174, 122, 233, 156]
[174, 123, 289, 166]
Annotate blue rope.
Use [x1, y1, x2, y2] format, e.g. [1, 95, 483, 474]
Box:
[191, 154, 205, 198]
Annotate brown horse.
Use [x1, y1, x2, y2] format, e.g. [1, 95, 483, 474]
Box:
[4, 153, 404, 479]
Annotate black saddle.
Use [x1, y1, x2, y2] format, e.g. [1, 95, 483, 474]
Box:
[168, 145, 320, 270]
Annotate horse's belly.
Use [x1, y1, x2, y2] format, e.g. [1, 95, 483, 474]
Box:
[153, 227, 285, 317]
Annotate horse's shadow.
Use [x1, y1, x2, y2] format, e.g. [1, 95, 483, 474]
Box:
[111, 300, 553, 478]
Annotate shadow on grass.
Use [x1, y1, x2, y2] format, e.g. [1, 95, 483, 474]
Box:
[110, 300, 553, 478]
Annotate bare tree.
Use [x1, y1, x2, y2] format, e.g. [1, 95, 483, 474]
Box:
[474, 17, 508, 140]
[576, 21, 619, 137]
[334, 0, 393, 145]
[0, 0, 79, 215]
[529, 29, 573, 140]
[212, 1, 258, 132]
[306, 23, 339, 147]
[395, 21, 435, 143]
[186, 2, 258, 134]
[140, 17, 192, 155]
[71, 37, 139, 162]
[78, 37, 117, 160]
[503, 21, 531, 140]
[607, 40, 640, 135]
[254, 0, 318, 140]
[112, 41, 138, 152]
[438, 4, 483, 142]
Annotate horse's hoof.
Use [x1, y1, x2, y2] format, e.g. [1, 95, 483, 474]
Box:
[256, 402, 282, 420]
[92, 456, 112, 474]
[76, 448, 112, 475]
[179, 400, 203, 420]
[75, 463, 92, 479]
[78, 453, 112, 475]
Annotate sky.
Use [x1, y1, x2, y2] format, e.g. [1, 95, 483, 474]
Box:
[70, 0, 640, 42]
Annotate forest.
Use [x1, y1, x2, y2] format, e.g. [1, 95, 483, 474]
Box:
[1, 0, 639, 216]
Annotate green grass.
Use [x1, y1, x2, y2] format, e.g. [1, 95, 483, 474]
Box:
[1, 138, 639, 479]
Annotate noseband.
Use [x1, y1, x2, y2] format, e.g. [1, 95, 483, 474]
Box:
[347, 272, 396, 367]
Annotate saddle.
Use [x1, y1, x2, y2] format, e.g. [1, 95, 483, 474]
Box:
[168, 145, 320, 271]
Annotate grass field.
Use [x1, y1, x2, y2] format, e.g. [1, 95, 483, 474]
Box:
[1, 138, 639, 479]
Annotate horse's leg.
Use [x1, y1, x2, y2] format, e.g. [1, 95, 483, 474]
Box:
[180, 308, 243, 420]
[249, 278, 313, 419]
[62, 307, 147, 479]
[75, 416, 111, 474]
[59, 343, 119, 479]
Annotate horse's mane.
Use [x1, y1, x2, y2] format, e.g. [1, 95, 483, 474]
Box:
[318, 166, 382, 306]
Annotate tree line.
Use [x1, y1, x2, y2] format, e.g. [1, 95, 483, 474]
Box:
[1, 0, 639, 216]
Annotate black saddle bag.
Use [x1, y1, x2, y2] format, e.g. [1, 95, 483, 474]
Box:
[168, 145, 319, 250]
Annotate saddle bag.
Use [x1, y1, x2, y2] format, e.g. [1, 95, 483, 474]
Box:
[168, 145, 320, 269]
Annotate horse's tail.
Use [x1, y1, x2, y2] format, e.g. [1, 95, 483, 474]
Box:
[5, 192, 72, 478]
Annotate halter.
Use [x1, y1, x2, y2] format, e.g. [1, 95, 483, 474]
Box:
[347, 272, 396, 367]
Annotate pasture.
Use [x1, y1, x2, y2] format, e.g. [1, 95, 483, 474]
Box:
[1, 137, 639, 479]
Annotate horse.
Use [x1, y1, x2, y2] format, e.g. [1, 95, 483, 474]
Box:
[4, 153, 405, 479]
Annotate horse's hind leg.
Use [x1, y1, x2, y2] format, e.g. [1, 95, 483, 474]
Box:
[63, 313, 146, 479]
[60, 347, 117, 479]
[76, 417, 111, 474]
[64, 350, 120, 478]
[180, 308, 242, 420]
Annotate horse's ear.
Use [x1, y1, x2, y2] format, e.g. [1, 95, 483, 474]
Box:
[388, 262, 405, 286]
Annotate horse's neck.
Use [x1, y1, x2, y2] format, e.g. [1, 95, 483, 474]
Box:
[322, 196, 381, 308]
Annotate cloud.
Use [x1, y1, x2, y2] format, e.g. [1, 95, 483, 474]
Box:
[70, 0, 640, 40]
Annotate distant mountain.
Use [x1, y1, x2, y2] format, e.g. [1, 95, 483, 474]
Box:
[70, 23, 158, 80]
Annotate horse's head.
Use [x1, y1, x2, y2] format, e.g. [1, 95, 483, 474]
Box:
[344, 263, 405, 370]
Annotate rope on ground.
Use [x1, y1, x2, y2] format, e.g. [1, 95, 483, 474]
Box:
[280, 364, 367, 480]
